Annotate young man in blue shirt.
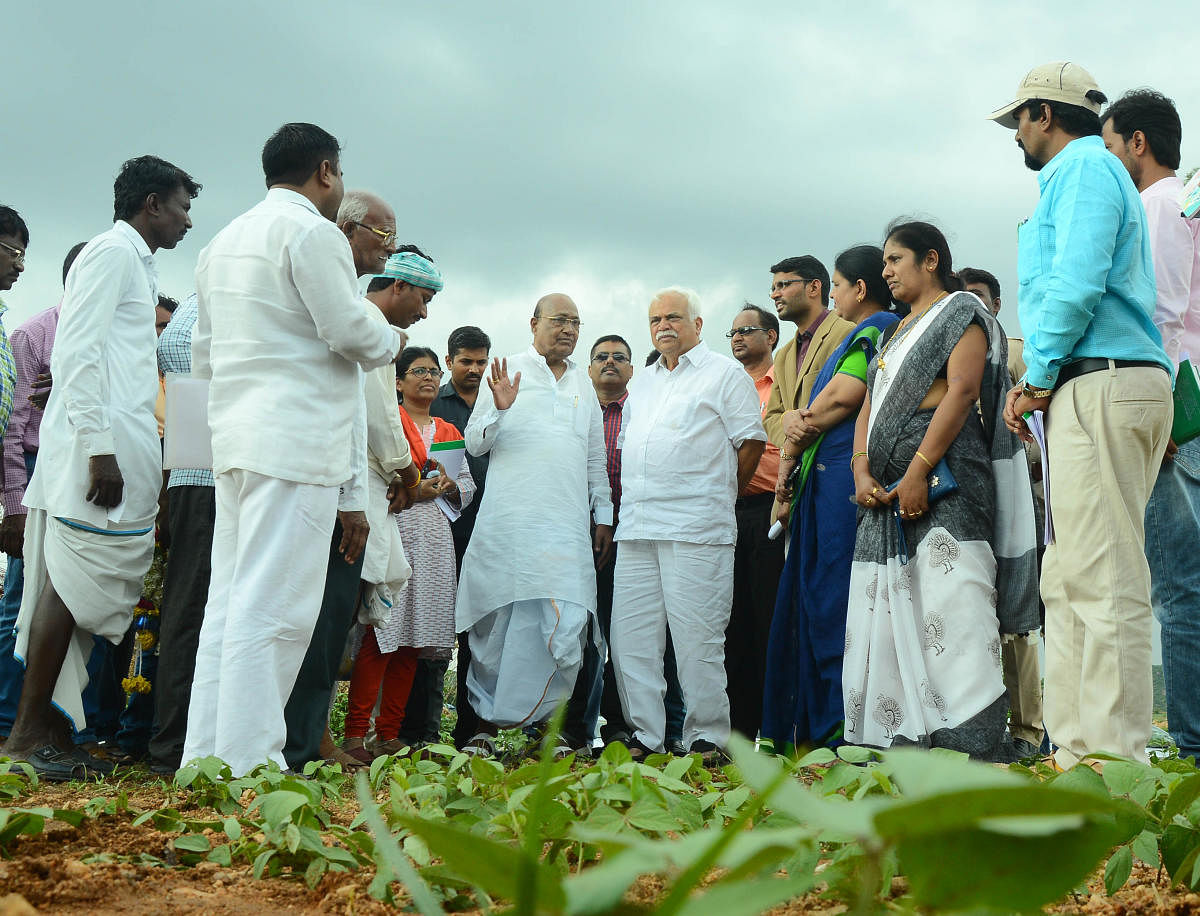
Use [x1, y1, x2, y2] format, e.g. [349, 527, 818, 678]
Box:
[995, 62, 1173, 769]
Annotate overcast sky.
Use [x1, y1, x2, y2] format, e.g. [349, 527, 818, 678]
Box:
[5, 0, 1198, 363]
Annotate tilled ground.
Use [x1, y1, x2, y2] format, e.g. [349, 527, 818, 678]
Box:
[1, 778, 1196, 914]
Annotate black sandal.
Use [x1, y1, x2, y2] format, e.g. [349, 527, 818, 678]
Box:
[19, 744, 100, 782]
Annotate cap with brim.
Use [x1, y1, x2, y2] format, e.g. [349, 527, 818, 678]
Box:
[987, 61, 1103, 127]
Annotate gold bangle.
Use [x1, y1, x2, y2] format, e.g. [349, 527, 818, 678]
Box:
[850, 450, 868, 466]
[405, 469, 422, 489]
[915, 450, 934, 469]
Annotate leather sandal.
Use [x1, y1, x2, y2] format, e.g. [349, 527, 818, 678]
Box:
[340, 738, 374, 765]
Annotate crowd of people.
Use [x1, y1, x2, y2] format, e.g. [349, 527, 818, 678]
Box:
[0, 59, 1197, 780]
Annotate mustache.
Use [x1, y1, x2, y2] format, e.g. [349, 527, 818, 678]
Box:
[655, 330, 678, 341]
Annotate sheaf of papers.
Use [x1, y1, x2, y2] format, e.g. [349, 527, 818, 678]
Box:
[1026, 410, 1052, 545]
[163, 374, 213, 471]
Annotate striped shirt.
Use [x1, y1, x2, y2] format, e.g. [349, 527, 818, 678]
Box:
[1, 304, 58, 515]
[600, 392, 627, 517]
[156, 294, 214, 489]
[1017, 135, 1170, 387]
[0, 299, 15, 442]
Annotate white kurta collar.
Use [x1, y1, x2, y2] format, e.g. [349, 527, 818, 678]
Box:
[524, 343, 576, 377]
[265, 187, 323, 217]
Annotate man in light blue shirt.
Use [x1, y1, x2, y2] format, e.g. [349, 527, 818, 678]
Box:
[996, 62, 1172, 770]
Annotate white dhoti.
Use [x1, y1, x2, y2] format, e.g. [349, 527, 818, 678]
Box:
[182, 469, 338, 776]
[14, 509, 155, 730]
[466, 598, 589, 728]
[610, 539, 734, 752]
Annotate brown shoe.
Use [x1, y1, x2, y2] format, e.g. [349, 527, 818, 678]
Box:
[340, 738, 374, 766]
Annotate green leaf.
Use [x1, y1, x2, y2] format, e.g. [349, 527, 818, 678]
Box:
[670, 872, 817, 916]
[1164, 773, 1200, 823]
[1132, 829, 1160, 866]
[662, 756, 694, 782]
[173, 834, 212, 853]
[1104, 845, 1133, 895]
[250, 790, 309, 827]
[836, 744, 876, 763]
[1161, 824, 1200, 877]
[284, 822, 301, 854]
[207, 844, 233, 867]
[223, 816, 242, 841]
[626, 799, 678, 833]
[252, 849, 275, 880]
[304, 857, 327, 889]
[1103, 761, 1152, 797]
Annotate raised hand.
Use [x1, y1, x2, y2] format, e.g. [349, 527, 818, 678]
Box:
[487, 357, 521, 410]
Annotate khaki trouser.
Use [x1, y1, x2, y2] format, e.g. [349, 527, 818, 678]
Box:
[1002, 633, 1044, 747]
[1041, 364, 1172, 766]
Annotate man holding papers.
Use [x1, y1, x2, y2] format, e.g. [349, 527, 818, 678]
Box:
[183, 124, 406, 776]
[1103, 89, 1200, 761]
[995, 63, 1173, 768]
[455, 294, 613, 756]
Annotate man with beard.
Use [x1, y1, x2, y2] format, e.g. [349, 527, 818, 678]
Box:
[455, 295, 613, 756]
[996, 63, 1173, 769]
[1102, 88, 1200, 761]
[762, 258, 853, 526]
[609, 288, 766, 760]
[1, 157, 201, 780]
[185, 124, 405, 776]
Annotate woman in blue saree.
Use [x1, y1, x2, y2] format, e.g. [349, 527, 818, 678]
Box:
[761, 246, 901, 753]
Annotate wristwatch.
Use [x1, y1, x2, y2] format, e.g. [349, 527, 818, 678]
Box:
[1022, 382, 1054, 399]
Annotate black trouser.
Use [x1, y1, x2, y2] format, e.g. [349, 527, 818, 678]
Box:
[725, 491, 785, 740]
[283, 518, 364, 768]
[444, 531, 482, 748]
[148, 485, 216, 769]
[398, 656, 449, 744]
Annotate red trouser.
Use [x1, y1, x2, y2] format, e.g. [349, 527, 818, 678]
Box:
[345, 628, 419, 740]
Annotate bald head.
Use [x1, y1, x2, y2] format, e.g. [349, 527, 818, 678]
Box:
[533, 292, 576, 319]
[338, 189, 396, 277]
[530, 293, 581, 365]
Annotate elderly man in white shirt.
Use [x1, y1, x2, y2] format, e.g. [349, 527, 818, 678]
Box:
[610, 287, 766, 760]
[2, 156, 200, 781]
[183, 123, 406, 776]
[456, 293, 614, 756]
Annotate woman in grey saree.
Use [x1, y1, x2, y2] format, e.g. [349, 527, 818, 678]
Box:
[844, 222, 1038, 761]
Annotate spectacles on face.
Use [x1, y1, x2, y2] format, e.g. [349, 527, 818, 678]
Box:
[725, 326, 767, 338]
[591, 351, 630, 364]
[350, 221, 397, 247]
[770, 278, 809, 294]
[0, 241, 26, 265]
[541, 315, 582, 330]
[405, 366, 444, 379]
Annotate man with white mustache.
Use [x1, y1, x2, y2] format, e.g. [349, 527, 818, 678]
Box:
[609, 287, 766, 761]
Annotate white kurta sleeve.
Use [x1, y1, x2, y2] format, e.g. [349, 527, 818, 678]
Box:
[586, 395, 614, 526]
[339, 371, 369, 512]
[465, 396, 506, 456]
[720, 369, 768, 447]
[291, 228, 403, 371]
[192, 263, 213, 382]
[1145, 192, 1196, 366]
[364, 365, 412, 476]
[56, 242, 131, 457]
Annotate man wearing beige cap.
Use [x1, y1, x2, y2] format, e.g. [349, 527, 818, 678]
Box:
[995, 63, 1173, 769]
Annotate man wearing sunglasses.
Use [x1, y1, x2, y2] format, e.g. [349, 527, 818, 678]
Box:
[725, 304, 785, 742]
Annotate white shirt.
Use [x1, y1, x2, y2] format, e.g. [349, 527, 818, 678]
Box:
[616, 340, 765, 546]
[24, 221, 162, 526]
[193, 188, 403, 486]
[1142, 176, 1200, 366]
[455, 346, 613, 628]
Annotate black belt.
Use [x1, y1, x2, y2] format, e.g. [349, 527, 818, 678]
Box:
[1055, 358, 1165, 389]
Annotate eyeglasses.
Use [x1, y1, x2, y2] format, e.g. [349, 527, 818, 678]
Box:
[350, 221, 397, 247]
[541, 316, 583, 329]
[591, 351, 630, 363]
[725, 326, 768, 338]
[405, 366, 444, 379]
[0, 241, 25, 265]
[770, 278, 809, 293]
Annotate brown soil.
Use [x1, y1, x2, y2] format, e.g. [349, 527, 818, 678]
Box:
[2, 779, 1197, 914]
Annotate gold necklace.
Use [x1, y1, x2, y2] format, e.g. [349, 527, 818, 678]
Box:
[876, 292, 950, 372]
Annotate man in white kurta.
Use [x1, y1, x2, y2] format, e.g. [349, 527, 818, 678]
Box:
[456, 294, 613, 745]
[610, 288, 766, 757]
[183, 124, 404, 776]
[2, 155, 200, 780]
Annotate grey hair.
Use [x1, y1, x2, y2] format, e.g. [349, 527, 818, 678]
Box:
[652, 286, 702, 321]
[336, 189, 372, 226]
